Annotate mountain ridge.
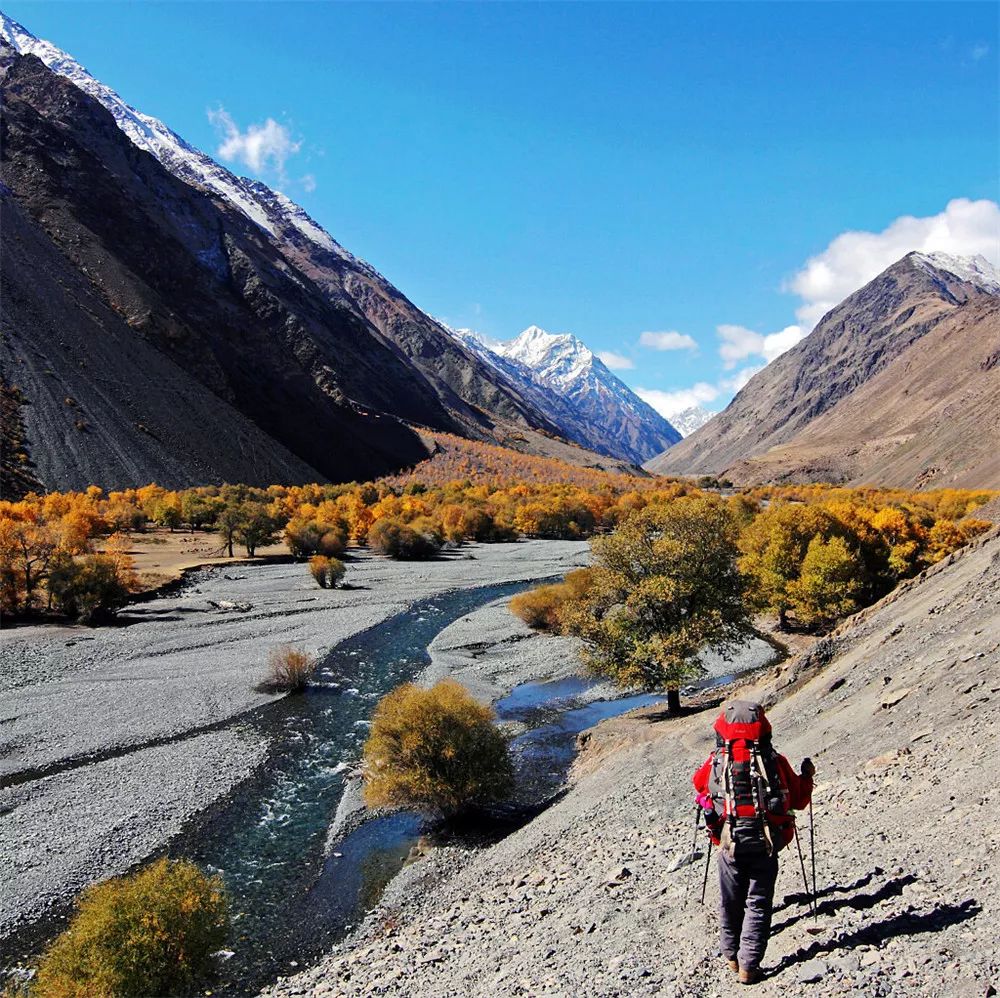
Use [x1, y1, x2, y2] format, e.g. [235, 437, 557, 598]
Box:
[646, 251, 1000, 487]
[444, 324, 680, 464]
[0, 16, 631, 492]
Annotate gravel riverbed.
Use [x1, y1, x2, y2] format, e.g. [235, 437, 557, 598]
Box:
[0, 541, 588, 945]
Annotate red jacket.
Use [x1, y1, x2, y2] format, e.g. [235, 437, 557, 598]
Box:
[693, 751, 812, 849]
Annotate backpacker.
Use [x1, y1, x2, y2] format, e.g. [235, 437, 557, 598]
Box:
[706, 701, 788, 858]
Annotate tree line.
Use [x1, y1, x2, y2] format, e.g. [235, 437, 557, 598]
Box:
[1, 475, 992, 624]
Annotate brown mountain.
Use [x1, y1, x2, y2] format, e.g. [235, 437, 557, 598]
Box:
[0, 42, 569, 493]
[646, 253, 1000, 487]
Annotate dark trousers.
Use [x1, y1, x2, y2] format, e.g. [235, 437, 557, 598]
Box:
[717, 849, 779, 971]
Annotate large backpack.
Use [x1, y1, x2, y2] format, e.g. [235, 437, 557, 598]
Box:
[707, 701, 788, 858]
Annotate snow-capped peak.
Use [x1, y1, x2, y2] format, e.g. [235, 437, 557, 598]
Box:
[911, 252, 1000, 296]
[494, 325, 598, 390]
[441, 322, 681, 462]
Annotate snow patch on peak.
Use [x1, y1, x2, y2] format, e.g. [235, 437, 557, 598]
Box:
[912, 252, 1000, 296]
[664, 405, 715, 438]
[0, 9, 380, 278]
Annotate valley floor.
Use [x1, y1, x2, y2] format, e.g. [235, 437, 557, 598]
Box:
[0, 541, 588, 945]
[263, 532, 1000, 998]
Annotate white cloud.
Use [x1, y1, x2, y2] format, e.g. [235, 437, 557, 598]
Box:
[717, 323, 805, 368]
[787, 197, 1000, 327]
[971, 43, 990, 62]
[208, 107, 302, 181]
[636, 382, 719, 418]
[721, 365, 764, 394]
[639, 330, 698, 351]
[597, 350, 634, 370]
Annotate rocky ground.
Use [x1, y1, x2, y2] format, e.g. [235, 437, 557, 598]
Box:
[0, 541, 588, 943]
[264, 531, 1000, 998]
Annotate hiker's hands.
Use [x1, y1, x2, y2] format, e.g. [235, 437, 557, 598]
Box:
[801, 757, 815, 778]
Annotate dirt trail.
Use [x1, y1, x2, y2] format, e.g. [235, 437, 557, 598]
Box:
[265, 531, 1000, 997]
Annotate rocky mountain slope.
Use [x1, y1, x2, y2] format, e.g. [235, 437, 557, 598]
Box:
[726, 295, 1000, 488]
[647, 253, 1000, 487]
[265, 528, 1000, 998]
[0, 16, 585, 492]
[447, 325, 680, 464]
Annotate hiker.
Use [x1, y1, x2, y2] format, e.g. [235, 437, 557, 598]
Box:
[692, 700, 814, 985]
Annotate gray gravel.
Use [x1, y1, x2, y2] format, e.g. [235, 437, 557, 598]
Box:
[0, 541, 589, 777]
[421, 597, 585, 703]
[1, 727, 266, 940]
[0, 541, 588, 956]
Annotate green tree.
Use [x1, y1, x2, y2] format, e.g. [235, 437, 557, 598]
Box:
[216, 504, 244, 558]
[563, 496, 751, 713]
[47, 553, 134, 624]
[235, 503, 279, 557]
[787, 534, 864, 629]
[737, 502, 834, 628]
[363, 680, 513, 816]
[179, 492, 218, 533]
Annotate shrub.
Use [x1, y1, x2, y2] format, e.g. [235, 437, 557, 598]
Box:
[32, 858, 227, 998]
[260, 645, 315, 692]
[510, 583, 566, 630]
[510, 568, 595, 632]
[308, 554, 346, 588]
[363, 679, 513, 816]
[368, 517, 442, 560]
[285, 517, 348, 559]
[47, 553, 135, 624]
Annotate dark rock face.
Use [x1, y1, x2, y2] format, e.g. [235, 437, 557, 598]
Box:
[0, 45, 563, 490]
[646, 255, 991, 480]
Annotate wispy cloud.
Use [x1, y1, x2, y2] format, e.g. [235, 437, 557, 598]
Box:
[208, 106, 302, 184]
[597, 350, 634, 370]
[717, 323, 805, 368]
[636, 383, 718, 418]
[639, 330, 698, 351]
[971, 42, 990, 62]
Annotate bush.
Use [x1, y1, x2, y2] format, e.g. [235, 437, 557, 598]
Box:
[32, 857, 227, 998]
[368, 517, 442, 560]
[510, 583, 566, 630]
[47, 553, 135, 624]
[510, 568, 594, 632]
[363, 679, 513, 816]
[285, 517, 348, 559]
[308, 555, 345, 588]
[260, 645, 315, 692]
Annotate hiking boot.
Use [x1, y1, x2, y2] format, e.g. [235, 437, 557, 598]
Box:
[739, 967, 762, 985]
[726, 958, 739, 974]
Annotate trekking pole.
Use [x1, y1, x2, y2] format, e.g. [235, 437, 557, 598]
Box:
[793, 821, 815, 917]
[699, 838, 713, 905]
[685, 806, 701, 905]
[809, 799, 817, 905]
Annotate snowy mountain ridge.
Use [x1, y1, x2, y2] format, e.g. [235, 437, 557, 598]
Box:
[912, 252, 1000, 296]
[664, 405, 715, 438]
[445, 324, 681, 464]
[0, 12, 377, 279]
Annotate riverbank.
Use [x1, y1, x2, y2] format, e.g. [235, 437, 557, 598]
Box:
[262, 533, 1000, 998]
[0, 541, 588, 946]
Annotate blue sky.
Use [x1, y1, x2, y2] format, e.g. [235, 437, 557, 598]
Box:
[7, 1, 998, 416]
